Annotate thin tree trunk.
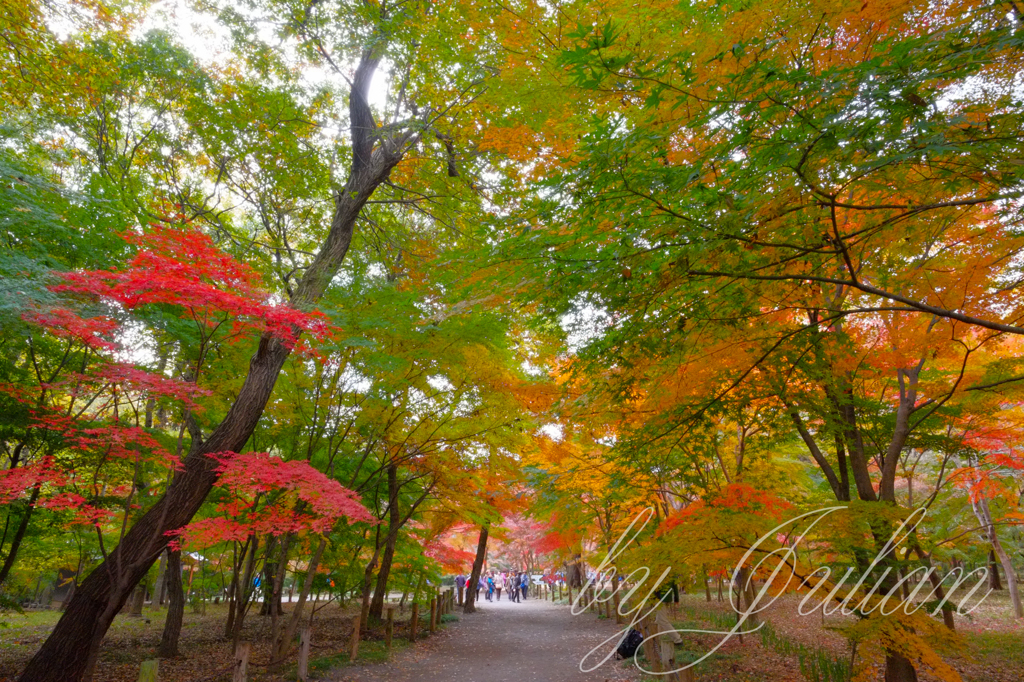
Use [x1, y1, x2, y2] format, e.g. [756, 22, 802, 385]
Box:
[369, 465, 401, 621]
[988, 550, 1003, 590]
[230, 536, 260, 648]
[129, 581, 147, 616]
[973, 495, 1023, 618]
[224, 542, 242, 639]
[0, 485, 41, 586]
[268, 533, 292, 647]
[155, 549, 168, 607]
[260, 535, 278, 616]
[273, 537, 327, 663]
[463, 525, 488, 614]
[157, 550, 184, 658]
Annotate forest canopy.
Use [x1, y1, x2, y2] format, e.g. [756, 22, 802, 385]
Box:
[1, 0, 1022, 681]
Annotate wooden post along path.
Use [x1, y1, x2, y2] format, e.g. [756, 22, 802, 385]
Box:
[385, 606, 395, 650]
[297, 627, 311, 682]
[349, 613, 361, 661]
[137, 660, 158, 682]
[232, 643, 250, 682]
[429, 596, 437, 633]
[410, 602, 419, 642]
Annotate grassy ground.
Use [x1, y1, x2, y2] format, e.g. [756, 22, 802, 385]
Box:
[0, 601, 441, 682]
[652, 592, 1024, 682]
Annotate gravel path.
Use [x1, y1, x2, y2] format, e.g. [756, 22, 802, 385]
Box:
[329, 596, 642, 682]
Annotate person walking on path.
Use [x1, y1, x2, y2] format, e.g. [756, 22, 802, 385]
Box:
[495, 572, 504, 601]
[486, 574, 495, 601]
[509, 573, 520, 603]
[520, 572, 529, 600]
[455, 574, 466, 606]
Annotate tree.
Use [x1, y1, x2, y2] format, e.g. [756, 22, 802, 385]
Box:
[485, 1, 1024, 679]
[17, 5, 493, 678]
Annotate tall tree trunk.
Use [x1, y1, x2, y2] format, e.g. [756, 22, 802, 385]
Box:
[268, 533, 292, 650]
[260, 535, 280, 616]
[0, 484, 41, 587]
[154, 549, 168, 607]
[223, 542, 242, 639]
[157, 550, 184, 658]
[272, 538, 327, 663]
[19, 45, 412, 682]
[463, 525, 488, 614]
[884, 653, 918, 682]
[988, 549, 1003, 590]
[973, 494, 1023, 618]
[128, 580, 147, 616]
[359, 534, 383, 631]
[368, 465, 400, 622]
[229, 536, 259, 647]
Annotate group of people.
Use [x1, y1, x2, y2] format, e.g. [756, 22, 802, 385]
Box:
[455, 571, 531, 603]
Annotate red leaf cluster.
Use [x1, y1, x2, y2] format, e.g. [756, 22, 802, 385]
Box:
[47, 225, 333, 347]
[169, 452, 373, 549]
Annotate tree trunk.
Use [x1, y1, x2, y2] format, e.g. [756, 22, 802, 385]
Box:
[129, 581, 147, 616]
[260, 535, 277, 616]
[260, 534, 285, 616]
[268, 533, 292, 652]
[154, 550, 168, 607]
[224, 543, 241, 639]
[157, 550, 184, 658]
[272, 537, 327, 663]
[884, 653, 919, 682]
[463, 525, 488, 614]
[988, 549, 1003, 590]
[230, 536, 260, 649]
[0, 484, 41, 587]
[973, 495, 1023, 618]
[369, 464, 400, 622]
[359, 544, 381, 631]
[19, 45, 410, 682]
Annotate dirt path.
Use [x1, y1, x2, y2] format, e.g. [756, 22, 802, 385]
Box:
[329, 595, 641, 682]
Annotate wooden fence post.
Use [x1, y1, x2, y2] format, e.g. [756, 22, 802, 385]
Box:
[613, 588, 623, 624]
[385, 606, 395, 650]
[137, 660, 158, 682]
[640, 615, 661, 673]
[566, 584, 572, 605]
[349, 612, 361, 661]
[429, 596, 437, 633]
[232, 643, 250, 682]
[410, 602, 419, 642]
[659, 638, 676, 681]
[605, 594, 613, 619]
[297, 627, 311, 682]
